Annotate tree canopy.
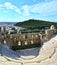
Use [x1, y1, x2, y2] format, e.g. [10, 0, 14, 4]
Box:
[15, 19, 57, 29]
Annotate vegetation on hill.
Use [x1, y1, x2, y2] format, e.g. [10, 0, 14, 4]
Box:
[15, 19, 57, 33]
[15, 19, 57, 29]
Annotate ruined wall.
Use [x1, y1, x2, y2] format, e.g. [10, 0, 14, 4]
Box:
[45, 25, 56, 40]
[0, 25, 56, 48]
[6, 33, 41, 47]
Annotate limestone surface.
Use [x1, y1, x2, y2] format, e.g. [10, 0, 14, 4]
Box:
[0, 35, 57, 65]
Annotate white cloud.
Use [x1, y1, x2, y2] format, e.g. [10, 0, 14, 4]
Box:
[0, 1, 57, 18]
[22, 5, 30, 16]
[0, 2, 21, 14]
[0, 4, 3, 7]
[22, 0, 57, 16]
[4, 2, 17, 9]
[15, 8, 21, 13]
[30, 0, 57, 16]
[0, 4, 3, 9]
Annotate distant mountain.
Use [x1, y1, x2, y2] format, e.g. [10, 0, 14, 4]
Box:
[15, 19, 57, 29]
[0, 22, 16, 25]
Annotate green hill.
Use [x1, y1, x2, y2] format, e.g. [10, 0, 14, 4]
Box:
[15, 19, 57, 29]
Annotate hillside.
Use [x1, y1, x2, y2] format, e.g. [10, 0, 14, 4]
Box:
[15, 19, 57, 29]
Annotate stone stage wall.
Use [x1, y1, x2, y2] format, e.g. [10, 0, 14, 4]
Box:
[0, 25, 56, 49]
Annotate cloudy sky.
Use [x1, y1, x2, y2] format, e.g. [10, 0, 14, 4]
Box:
[0, 0, 57, 22]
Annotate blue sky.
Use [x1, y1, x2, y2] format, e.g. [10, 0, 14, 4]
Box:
[0, 0, 57, 22]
